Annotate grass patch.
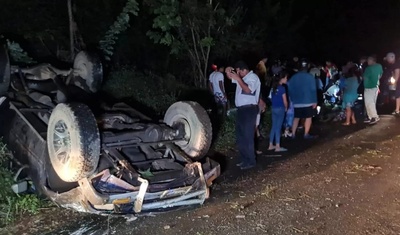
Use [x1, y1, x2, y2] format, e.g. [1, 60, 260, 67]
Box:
[103, 68, 181, 116]
[214, 115, 236, 151]
[0, 140, 43, 227]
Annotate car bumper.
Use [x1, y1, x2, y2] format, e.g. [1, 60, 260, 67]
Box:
[44, 159, 220, 214]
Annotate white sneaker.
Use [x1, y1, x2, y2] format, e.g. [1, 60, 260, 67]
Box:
[0, 97, 6, 106]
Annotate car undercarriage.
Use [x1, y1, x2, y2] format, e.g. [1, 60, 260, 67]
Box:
[0, 45, 220, 215]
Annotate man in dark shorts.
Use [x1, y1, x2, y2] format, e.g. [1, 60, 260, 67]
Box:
[288, 59, 318, 139]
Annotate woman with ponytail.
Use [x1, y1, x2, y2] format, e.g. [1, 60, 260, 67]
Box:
[268, 71, 289, 152]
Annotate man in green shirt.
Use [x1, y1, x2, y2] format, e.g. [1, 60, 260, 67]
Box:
[363, 55, 383, 124]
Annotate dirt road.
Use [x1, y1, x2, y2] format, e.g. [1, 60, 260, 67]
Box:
[4, 115, 400, 235]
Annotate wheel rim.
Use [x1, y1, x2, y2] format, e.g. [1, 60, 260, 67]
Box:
[53, 120, 71, 164]
[171, 115, 191, 148]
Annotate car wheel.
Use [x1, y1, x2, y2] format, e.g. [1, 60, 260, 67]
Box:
[0, 44, 10, 96]
[47, 103, 100, 182]
[73, 51, 103, 93]
[164, 101, 212, 160]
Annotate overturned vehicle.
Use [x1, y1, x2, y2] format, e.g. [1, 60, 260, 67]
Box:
[0, 45, 220, 214]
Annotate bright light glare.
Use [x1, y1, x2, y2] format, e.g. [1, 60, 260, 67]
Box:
[390, 77, 396, 84]
[317, 106, 321, 114]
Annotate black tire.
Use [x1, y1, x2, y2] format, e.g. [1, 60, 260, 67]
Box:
[73, 51, 103, 93]
[47, 103, 100, 182]
[0, 44, 10, 96]
[164, 101, 212, 160]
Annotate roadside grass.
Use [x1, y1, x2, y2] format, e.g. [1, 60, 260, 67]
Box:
[0, 140, 43, 227]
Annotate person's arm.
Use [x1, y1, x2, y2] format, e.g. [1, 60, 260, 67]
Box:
[394, 68, 400, 82]
[310, 76, 317, 108]
[282, 92, 288, 111]
[363, 67, 370, 82]
[209, 81, 213, 93]
[218, 80, 227, 97]
[228, 71, 254, 94]
[235, 78, 252, 94]
[258, 98, 266, 113]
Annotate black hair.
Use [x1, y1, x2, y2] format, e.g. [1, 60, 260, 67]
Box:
[369, 54, 377, 62]
[272, 70, 289, 94]
[347, 65, 361, 81]
[234, 60, 249, 70]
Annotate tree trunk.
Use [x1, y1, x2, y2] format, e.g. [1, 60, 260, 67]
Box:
[68, 0, 74, 62]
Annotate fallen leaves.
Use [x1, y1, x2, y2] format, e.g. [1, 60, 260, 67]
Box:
[345, 162, 382, 175]
[261, 185, 278, 199]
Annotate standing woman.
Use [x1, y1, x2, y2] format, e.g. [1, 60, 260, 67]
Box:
[268, 71, 289, 152]
[342, 65, 360, 125]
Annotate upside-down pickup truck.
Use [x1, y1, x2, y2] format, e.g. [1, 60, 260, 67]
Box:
[0, 44, 220, 214]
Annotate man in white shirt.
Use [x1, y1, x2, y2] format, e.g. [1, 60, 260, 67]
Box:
[225, 61, 261, 170]
[209, 65, 227, 114]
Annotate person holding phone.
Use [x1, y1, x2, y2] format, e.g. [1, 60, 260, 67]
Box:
[225, 61, 261, 170]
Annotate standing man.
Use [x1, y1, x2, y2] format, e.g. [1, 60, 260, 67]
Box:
[225, 61, 261, 170]
[288, 59, 318, 139]
[209, 64, 227, 115]
[363, 55, 383, 124]
[385, 52, 400, 115]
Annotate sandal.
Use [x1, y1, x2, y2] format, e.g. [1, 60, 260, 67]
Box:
[342, 122, 351, 126]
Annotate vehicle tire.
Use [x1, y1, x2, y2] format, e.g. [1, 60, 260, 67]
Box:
[47, 103, 100, 182]
[0, 44, 10, 96]
[164, 101, 212, 160]
[73, 51, 103, 93]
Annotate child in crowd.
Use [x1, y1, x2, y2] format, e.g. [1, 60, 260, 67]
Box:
[283, 100, 294, 137]
[268, 71, 289, 152]
[342, 66, 360, 125]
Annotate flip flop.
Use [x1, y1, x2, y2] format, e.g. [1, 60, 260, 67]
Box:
[275, 147, 288, 152]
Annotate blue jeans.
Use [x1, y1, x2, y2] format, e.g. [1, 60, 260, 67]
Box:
[269, 107, 286, 145]
[236, 105, 259, 166]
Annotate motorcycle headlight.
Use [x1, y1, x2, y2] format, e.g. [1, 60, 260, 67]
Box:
[390, 77, 396, 84]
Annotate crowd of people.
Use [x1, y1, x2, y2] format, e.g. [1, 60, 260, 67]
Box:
[208, 52, 400, 170]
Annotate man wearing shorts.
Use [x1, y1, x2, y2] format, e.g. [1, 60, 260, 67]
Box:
[288, 59, 318, 139]
[209, 65, 228, 114]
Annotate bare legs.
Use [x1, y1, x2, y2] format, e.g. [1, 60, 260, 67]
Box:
[291, 118, 300, 137]
[395, 98, 400, 113]
[303, 117, 312, 136]
[343, 107, 356, 125]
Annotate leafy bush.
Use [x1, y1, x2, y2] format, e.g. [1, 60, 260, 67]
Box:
[214, 114, 236, 151]
[103, 68, 181, 115]
[0, 141, 42, 227]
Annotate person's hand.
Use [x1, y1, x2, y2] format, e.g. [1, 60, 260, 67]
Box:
[229, 72, 241, 81]
[312, 103, 317, 109]
[258, 99, 266, 113]
[225, 67, 235, 80]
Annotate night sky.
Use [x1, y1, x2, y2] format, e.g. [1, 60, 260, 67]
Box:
[293, 0, 400, 63]
[243, 0, 400, 64]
